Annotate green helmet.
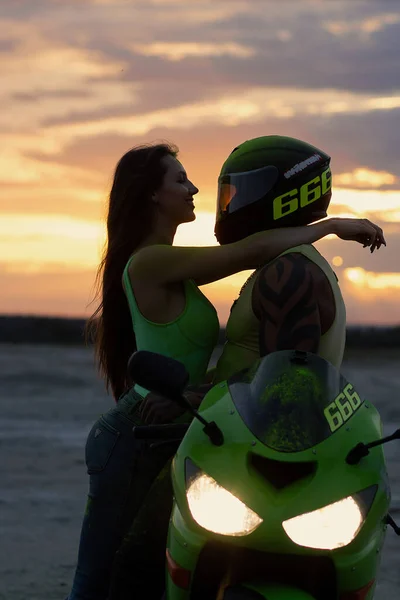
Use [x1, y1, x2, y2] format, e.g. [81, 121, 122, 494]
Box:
[214, 135, 332, 244]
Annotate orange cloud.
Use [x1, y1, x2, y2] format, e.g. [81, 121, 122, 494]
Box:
[325, 13, 400, 37]
[335, 168, 397, 189]
[132, 42, 255, 61]
[1, 214, 105, 269]
[5, 86, 400, 174]
[329, 188, 400, 224]
[340, 267, 400, 325]
[345, 268, 400, 291]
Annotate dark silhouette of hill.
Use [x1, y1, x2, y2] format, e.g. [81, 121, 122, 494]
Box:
[0, 314, 399, 348]
[0, 315, 88, 345]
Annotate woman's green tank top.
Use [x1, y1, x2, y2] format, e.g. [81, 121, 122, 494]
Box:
[122, 255, 220, 398]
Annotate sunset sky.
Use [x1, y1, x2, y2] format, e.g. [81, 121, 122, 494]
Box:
[1, 0, 399, 325]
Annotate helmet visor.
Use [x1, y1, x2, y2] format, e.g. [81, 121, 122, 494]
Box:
[217, 165, 279, 221]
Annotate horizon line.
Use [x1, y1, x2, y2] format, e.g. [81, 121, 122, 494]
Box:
[0, 313, 399, 329]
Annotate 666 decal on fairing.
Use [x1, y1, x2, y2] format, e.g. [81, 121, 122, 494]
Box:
[324, 383, 363, 433]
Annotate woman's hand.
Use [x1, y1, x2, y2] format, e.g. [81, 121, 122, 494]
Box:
[139, 390, 205, 424]
[139, 392, 186, 424]
[330, 218, 386, 252]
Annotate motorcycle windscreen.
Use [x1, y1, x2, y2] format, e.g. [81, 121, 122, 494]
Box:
[216, 165, 279, 221]
[228, 351, 364, 453]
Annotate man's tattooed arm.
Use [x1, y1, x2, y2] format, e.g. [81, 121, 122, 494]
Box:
[252, 253, 324, 357]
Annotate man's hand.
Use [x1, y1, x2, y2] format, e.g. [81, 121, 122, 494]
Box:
[330, 218, 386, 252]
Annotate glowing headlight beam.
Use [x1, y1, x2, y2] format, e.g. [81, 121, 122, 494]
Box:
[283, 496, 363, 550]
[186, 473, 262, 536]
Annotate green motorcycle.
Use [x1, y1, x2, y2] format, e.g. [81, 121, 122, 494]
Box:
[129, 349, 400, 600]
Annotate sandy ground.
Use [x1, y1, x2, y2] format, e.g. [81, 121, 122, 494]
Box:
[0, 344, 399, 600]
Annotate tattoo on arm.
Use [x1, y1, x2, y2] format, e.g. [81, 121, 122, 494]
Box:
[252, 254, 322, 357]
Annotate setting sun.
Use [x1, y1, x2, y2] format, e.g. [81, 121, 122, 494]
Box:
[332, 256, 344, 267]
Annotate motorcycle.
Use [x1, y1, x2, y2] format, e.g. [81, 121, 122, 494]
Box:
[128, 349, 400, 599]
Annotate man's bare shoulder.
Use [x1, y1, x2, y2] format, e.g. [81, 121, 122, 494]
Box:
[251, 252, 323, 355]
[252, 252, 325, 311]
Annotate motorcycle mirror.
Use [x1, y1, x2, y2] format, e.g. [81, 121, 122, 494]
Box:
[385, 514, 400, 536]
[346, 428, 400, 465]
[128, 351, 189, 401]
[128, 350, 224, 447]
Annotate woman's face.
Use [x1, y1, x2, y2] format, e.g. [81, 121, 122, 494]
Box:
[154, 155, 199, 225]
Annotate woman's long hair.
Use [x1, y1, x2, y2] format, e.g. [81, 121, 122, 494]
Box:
[87, 142, 178, 400]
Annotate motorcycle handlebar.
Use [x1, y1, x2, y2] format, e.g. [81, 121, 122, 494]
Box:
[132, 423, 190, 440]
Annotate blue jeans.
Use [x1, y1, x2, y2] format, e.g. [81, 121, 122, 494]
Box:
[108, 458, 174, 600]
[67, 390, 174, 600]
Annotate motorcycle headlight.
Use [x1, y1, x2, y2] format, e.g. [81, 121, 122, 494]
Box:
[186, 466, 262, 537]
[283, 496, 364, 550]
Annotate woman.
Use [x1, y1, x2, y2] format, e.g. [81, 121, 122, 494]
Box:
[67, 142, 384, 600]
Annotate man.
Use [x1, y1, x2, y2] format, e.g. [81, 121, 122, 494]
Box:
[213, 135, 351, 378]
